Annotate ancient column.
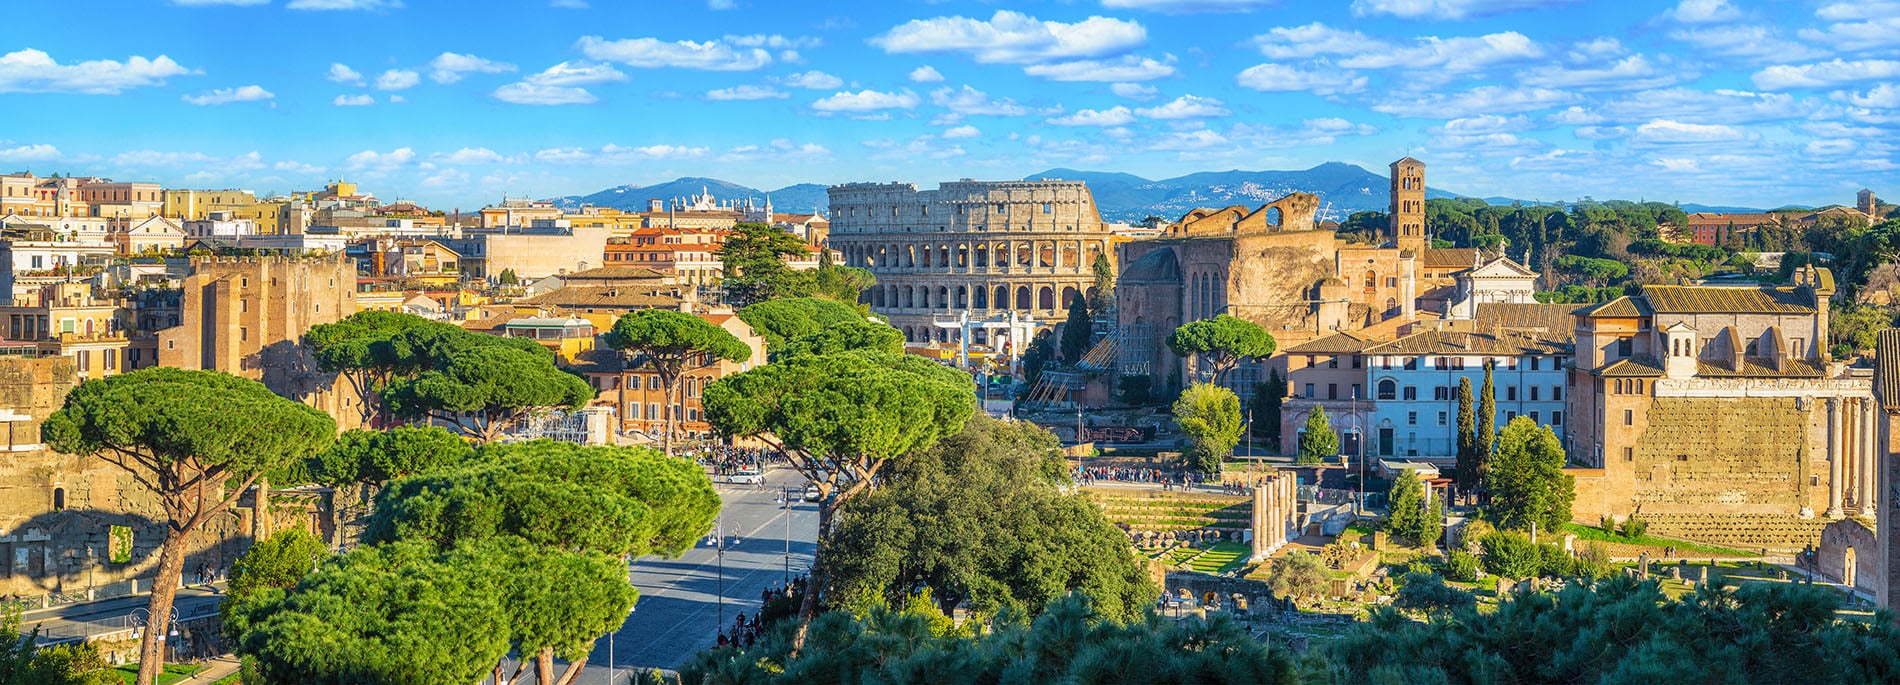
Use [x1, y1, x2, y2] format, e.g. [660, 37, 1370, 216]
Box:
[1864, 398, 1879, 515]
[1250, 482, 1268, 561]
[1829, 397, 1844, 518]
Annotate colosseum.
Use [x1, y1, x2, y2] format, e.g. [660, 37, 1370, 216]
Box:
[828, 179, 1116, 346]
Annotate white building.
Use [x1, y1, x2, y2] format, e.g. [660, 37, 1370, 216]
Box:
[1445, 254, 1538, 320]
[183, 211, 257, 239]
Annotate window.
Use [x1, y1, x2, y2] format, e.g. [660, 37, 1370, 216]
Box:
[74, 350, 89, 371]
[104, 349, 116, 370]
[1623, 446, 1634, 461]
[1377, 379, 1397, 400]
[1403, 357, 1418, 370]
[1552, 386, 1563, 401]
[1506, 386, 1518, 401]
[1433, 386, 1449, 401]
[1624, 409, 1634, 426]
[1351, 355, 1362, 369]
[1351, 384, 1361, 399]
[648, 403, 660, 420]
[1327, 356, 1338, 369]
[1452, 357, 1466, 370]
[1382, 356, 1393, 370]
[1403, 386, 1418, 401]
[1530, 411, 1540, 423]
[1438, 411, 1448, 425]
[1507, 357, 1519, 370]
[1386, 277, 1397, 288]
[1407, 411, 1417, 425]
[1617, 337, 1633, 357]
[1507, 411, 1517, 421]
[1304, 383, 1314, 397]
[1434, 356, 1449, 370]
[1552, 411, 1562, 426]
[627, 403, 642, 420]
[1327, 384, 1338, 400]
[240, 299, 249, 313]
[1530, 357, 1541, 371]
[240, 328, 248, 342]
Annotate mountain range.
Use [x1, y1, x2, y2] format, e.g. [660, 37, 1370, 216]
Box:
[545, 164, 1769, 224]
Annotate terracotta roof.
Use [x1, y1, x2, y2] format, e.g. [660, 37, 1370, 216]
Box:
[561, 266, 674, 282]
[1641, 285, 1813, 314]
[1879, 329, 1900, 410]
[1284, 331, 1384, 354]
[1579, 296, 1650, 318]
[1597, 355, 1665, 377]
[1365, 330, 1569, 356]
[517, 286, 682, 310]
[1694, 358, 1826, 378]
[1473, 303, 1583, 334]
[1421, 248, 1479, 269]
[1686, 213, 1783, 226]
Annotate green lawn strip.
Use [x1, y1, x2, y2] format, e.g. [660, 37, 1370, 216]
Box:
[1561, 523, 1756, 557]
[1186, 543, 1251, 573]
[116, 664, 203, 685]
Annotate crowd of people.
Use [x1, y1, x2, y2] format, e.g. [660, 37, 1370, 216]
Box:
[717, 576, 807, 650]
[697, 445, 780, 476]
[1072, 466, 1216, 491]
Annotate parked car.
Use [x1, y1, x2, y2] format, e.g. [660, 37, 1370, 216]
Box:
[718, 467, 764, 485]
[803, 484, 822, 502]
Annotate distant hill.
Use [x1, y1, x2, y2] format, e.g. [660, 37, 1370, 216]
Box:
[547, 177, 827, 215]
[1027, 162, 1462, 223]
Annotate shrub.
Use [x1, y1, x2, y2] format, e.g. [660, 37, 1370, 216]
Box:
[1458, 519, 1494, 555]
[1393, 571, 1476, 613]
[1479, 531, 1542, 579]
[1599, 515, 1617, 535]
[1268, 551, 1329, 601]
[1444, 550, 1481, 582]
[1621, 516, 1647, 539]
[1321, 541, 1357, 571]
[1571, 542, 1614, 581]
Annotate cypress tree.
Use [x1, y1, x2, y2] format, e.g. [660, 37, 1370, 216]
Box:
[1476, 363, 1496, 493]
[1455, 376, 1476, 495]
[1059, 295, 1092, 365]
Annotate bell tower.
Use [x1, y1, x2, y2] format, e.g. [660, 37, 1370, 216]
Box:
[1390, 157, 1427, 255]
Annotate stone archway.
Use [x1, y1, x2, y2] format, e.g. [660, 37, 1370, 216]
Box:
[1844, 546, 1857, 588]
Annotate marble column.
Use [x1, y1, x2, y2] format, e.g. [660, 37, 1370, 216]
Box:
[1864, 398, 1879, 515]
[1829, 397, 1844, 518]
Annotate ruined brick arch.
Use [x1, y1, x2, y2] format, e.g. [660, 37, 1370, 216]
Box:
[1060, 243, 1078, 269]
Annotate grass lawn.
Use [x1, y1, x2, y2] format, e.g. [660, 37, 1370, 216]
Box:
[1186, 543, 1252, 574]
[115, 664, 203, 685]
[1562, 523, 1756, 557]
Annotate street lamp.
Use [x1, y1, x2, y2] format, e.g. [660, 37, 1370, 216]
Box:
[711, 518, 725, 637]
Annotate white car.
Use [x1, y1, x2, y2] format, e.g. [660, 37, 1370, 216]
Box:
[803, 484, 822, 502]
[718, 468, 764, 485]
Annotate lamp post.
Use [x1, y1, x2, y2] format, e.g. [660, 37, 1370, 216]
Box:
[783, 489, 792, 586]
[711, 518, 725, 637]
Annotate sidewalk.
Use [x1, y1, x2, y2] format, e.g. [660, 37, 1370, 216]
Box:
[20, 582, 227, 643]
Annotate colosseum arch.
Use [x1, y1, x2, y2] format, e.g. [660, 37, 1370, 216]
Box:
[1038, 242, 1055, 268]
[1062, 286, 1080, 308]
[1038, 286, 1055, 310]
[1016, 242, 1032, 267]
[995, 285, 1009, 309]
[935, 286, 949, 309]
[957, 244, 969, 267]
[955, 286, 967, 308]
[1016, 286, 1031, 309]
[974, 287, 988, 308]
[1061, 243, 1078, 268]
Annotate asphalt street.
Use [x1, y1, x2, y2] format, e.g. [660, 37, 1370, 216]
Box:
[583, 465, 819, 678]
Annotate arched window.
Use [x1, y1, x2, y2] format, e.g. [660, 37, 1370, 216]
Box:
[1038, 287, 1055, 310]
[1016, 286, 1032, 310]
[52, 487, 65, 511]
[1062, 286, 1080, 308]
[974, 287, 988, 309]
[937, 286, 949, 310]
[1377, 379, 1396, 400]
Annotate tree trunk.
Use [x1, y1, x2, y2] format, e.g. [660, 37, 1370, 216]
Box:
[550, 658, 587, 685]
[660, 374, 676, 457]
[135, 529, 191, 685]
[253, 476, 271, 541]
[789, 501, 833, 656]
[536, 647, 555, 685]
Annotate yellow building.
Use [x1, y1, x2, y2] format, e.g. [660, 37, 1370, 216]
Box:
[163, 190, 286, 234]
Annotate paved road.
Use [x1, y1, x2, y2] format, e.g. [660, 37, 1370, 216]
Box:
[20, 583, 227, 644]
[583, 466, 818, 677]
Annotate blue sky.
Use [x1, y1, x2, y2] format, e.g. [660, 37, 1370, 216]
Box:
[1, 0, 1894, 210]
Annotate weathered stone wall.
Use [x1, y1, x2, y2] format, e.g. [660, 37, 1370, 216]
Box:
[1819, 517, 1877, 594]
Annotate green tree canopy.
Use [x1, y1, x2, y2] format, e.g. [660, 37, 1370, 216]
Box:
[682, 593, 1299, 685]
[1087, 252, 1115, 313]
[1166, 314, 1276, 384]
[824, 416, 1157, 623]
[606, 309, 752, 454]
[1251, 370, 1285, 441]
[381, 344, 595, 442]
[41, 368, 336, 685]
[704, 349, 975, 647]
[1173, 382, 1241, 474]
[1476, 363, 1497, 491]
[1267, 550, 1329, 602]
[737, 297, 867, 348]
[221, 528, 328, 657]
[1297, 406, 1337, 466]
[721, 223, 875, 308]
[303, 310, 436, 425]
[1484, 416, 1575, 532]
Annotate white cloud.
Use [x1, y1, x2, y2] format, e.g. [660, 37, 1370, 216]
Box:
[112, 150, 215, 167]
[285, 0, 401, 9]
[333, 93, 374, 106]
[532, 144, 711, 164]
[1669, 25, 1827, 62]
[491, 61, 625, 105]
[1235, 62, 1367, 95]
[1521, 54, 1681, 91]
[1101, 0, 1274, 10]
[1753, 59, 1900, 89]
[1816, 0, 1900, 20]
[428, 52, 516, 84]
[1633, 119, 1745, 143]
[1651, 157, 1700, 172]
[811, 89, 920, 112]
[1804, 139, 1857, 156]
[720, 139, 830, 162]
[388, 94, 405, 103]
[1248, 23, 1373, 59]
[1338, 32, 1541, 73]
[0, 48, 190, 94]
[1148, 128, 1228, 151]
[930, 85, 1029, 116]
[707, 84, 788, 100]
[778, 70, 842, 89]
[182, 84, 274, 105]
[942, 125, 981, 139]
[1664, 0, 1739, 23]
[1048, 106, 1136, 126]
[1110, 82, 1158, 100]
[1370, 85, 1578, 118]
[433, 147, 512, 165]
[871, 11, 1147, 64]
[1023, 56, 1175, 82]
[0, 144, 59, 162]
[1350, 0, 1578, 20]
[494, 82, 597, 105]
[273, 160, 326, 175]
[577, 35, 774, 71]
[1834, 83, 1900, 108]
[1797, 15, 1900, 52]
[375, 69, 419, 90]
[709, 0, 736, 9]
[908, 65, 944, 82]
[1590, 88, 1815, 125]
[346, 147, 417, 171]
[724, 34, 822, 49]
[1135, 94, 1229, 119]
[326, 63, 363, 85]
